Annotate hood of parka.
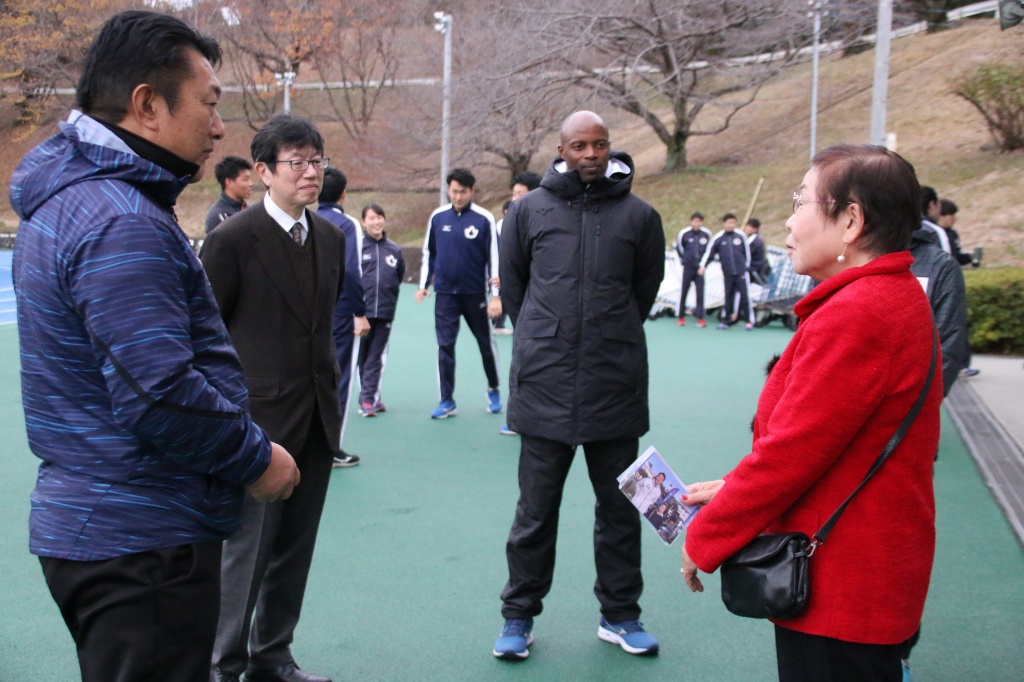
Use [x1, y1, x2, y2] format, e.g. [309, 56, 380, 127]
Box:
[540, 150, 636, 203]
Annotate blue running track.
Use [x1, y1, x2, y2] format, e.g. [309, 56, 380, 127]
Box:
[0, 250, 14, 325]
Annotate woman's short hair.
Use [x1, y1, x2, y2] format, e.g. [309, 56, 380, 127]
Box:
[362, 203, 385, 220]
[812, 144, 920, 255]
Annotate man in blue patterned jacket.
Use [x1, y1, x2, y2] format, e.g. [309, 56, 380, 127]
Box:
[9, 11, 298, 681]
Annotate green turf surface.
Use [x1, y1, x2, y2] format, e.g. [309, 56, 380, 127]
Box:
[1, 288, 1021, 680]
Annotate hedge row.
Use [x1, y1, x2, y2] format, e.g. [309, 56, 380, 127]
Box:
[964, 267, 1024, 356]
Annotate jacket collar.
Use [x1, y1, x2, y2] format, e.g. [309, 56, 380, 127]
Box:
[541, 150, 635, 202]
[794, 251, 914, 321]
[80, 111, 201, 179]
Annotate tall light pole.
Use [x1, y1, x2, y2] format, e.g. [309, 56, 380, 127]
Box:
[809, 0, 823, 162]
[870, 0, 893, 146]
[275, 70, 297, 114]
[434, 11, 453, 206]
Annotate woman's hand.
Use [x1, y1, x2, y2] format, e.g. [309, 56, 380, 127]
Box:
[682, 479, 725, 506]
[681, 546, 704, 593]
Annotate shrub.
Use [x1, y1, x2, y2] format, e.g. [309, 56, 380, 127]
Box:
[952, 62, 1024, 152]
[964, 267, 1024, 355]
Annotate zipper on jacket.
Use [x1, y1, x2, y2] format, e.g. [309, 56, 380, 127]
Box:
[374, 240, 381, 318]
[571, 188, 590, 445]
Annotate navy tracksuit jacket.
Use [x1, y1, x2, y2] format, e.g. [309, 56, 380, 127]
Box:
[700, 228, 752, 322]
[419, 202, 500, 402]
[675, 226, 712, 318]
[358, 232, 405, 406]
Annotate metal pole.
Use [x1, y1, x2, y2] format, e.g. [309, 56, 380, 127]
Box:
[276, 71, 296, 115]
[870, 0, 892, 146]
[434, 12, 453, 206]
[810, 1, 822, 162]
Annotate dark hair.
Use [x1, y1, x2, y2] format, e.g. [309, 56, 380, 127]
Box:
[446, 168, 476, 189]
[812, 143, 920, 255]
[939, 198, 958, 216]
[690, 212, 704, 221]
[920, 186, 938, 214]
[512, 171, 542, 191]
[362, 203, 386, 220]
[722, 213, 737, 222]
[77, 11, 221, 122]
[319, 167, 348, 203]
[251, 115, 324, 169]
[502, 200, 513, 213]
[214, 156, 252, 190]
[746, 218, 761, 229]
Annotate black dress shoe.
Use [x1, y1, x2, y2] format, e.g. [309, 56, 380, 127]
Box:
[245, 661, 332, 682]
[210, 669, 240, 682]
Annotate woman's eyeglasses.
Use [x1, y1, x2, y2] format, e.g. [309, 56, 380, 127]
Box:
[792, 193, 840, 214]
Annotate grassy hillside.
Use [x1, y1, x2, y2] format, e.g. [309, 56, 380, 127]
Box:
[627, 19, 1023, 266]
[1, 18, 1020, 265]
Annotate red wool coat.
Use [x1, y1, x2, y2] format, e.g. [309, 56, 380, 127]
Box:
[686, 252, 942, 644]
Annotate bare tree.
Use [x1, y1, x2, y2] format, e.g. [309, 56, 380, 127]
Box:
[442, 9, 584, 183]
[494, 0, 814, 172]
[0, 0, 132, 132]
[952, 62, 1024, 152]
[208, 0, 335, 129]
[310, 9, 402, 139]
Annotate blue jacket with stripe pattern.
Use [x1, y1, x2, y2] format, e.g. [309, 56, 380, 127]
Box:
[10, 114, 271, 561]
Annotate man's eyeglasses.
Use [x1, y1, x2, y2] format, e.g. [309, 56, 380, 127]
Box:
[792, 193, 840, 214]
[271, 157, 330, 172]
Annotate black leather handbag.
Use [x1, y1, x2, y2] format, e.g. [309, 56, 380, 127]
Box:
[720, 332, 937, 620]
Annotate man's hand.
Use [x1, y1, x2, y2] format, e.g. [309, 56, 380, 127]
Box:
[247, 442, 300, 502]
[487, 296, 503, 320]
[353, 316, 370, 337]
[697, 267, 705, 277]
[414, 288, 430, 302]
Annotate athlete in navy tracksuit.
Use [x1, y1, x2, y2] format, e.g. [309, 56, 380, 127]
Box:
[415, 168, 502, 419]
[744, 218, 770, 286]
[357, 204, 405, 416]
[699, 213, 752, 329]
[316, 167, 366, 466]
[675, 211, 712, 326]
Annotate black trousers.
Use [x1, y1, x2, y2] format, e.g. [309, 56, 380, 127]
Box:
[721, 272, 751, 323]
[40, 542, 222, 682]
[212, 412, 334, 676]
[335, 321, 357, 442]
[501, 435, 643, 622]
[679, 265, 705, 319]
[775, 625, 904, 682]
[357, 317, 393, 406]
[434, 293, 500, 402]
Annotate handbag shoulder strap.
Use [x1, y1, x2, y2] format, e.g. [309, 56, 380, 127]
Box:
[811, 328, 937, 549]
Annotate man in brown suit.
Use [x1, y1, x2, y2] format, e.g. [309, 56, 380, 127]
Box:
[202, 115, 343, 682]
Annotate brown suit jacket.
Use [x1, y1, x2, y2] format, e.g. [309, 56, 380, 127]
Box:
[201, 201, 344, 457]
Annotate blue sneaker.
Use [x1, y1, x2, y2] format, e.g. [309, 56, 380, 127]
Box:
[487, 388, 502, 413]
[499, 424, 517, 436]
[597, 617, 659, 655]
[430, 400, 457, 419]
[902, 658, 912, 682]
[493, 618, 533, 660]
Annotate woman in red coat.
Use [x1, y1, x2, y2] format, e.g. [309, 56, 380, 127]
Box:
[681, 144, 943, 682]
